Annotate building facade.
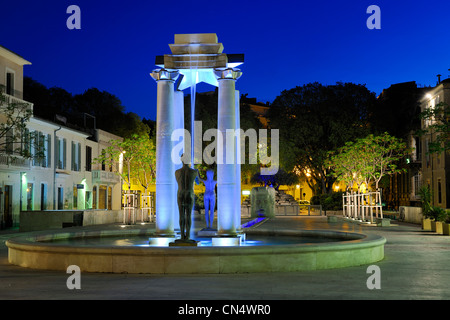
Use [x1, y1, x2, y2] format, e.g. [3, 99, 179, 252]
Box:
[0, 46, 123, 228]
[420, 79, 450, 208]
[374, 81, 426, 210]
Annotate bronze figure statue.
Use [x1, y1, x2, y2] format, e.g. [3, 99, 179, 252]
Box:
[175, 157, 199, 241]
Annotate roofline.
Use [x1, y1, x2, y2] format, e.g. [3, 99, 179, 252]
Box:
[420, 82, 450, 102]
[29, 116, 91, 138]
[0, 45, 31, 66]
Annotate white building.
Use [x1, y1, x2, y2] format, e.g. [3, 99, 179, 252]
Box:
[0, 45, 122, 228]
[420, 79, 450, 208]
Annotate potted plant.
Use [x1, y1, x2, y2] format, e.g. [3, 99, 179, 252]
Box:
[442, 212, 450, 236]
[419, 186, 432, 230]
[429, 206, 446, 234]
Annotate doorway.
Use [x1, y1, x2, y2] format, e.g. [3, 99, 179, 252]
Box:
[4, 185, 13, 228]
[41, 183, 47, 210]
[26, 183, 33, 211]
[58, 187, 64, 210]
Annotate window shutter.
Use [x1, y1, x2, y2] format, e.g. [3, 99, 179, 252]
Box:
[47, 134, 51, 168]
[31, 131, 37, 166]
[41, 132, 45, 167]
[55, 137, 60, 168]
[77, 143, 81, 171]
[86, 146, 92, 171]
[63, 138, 67, 169]
[71, 141, 75, 171]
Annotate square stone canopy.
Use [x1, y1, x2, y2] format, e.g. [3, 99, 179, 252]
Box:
[174, 33, 219, 44]
[154, 33, 244, 90]
[170, 33, 224, 54]
[155, 33, 243, 70]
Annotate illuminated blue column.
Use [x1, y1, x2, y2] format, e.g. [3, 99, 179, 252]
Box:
[173, 90, 184, 230]
[214, 68, 242, 236]
[234, 90, 241, 232]
[151, 69, 179, 236]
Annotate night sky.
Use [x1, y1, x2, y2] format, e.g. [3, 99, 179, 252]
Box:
[2, 0, 450, 120]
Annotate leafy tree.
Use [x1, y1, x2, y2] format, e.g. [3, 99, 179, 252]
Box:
[24, 77, 151, 138]
[131, 134, 157, 194]
[0, 86, 40, 159]
[93, 133, 156, 193]
[327, 140, 368, 191]
[417, 101, 450, 154]
[267, 82, 376, 194]
[418, 185, 432, 218]
[328, 132, 409, 191]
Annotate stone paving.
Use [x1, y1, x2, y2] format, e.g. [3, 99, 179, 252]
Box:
[0, 216, 449, 300]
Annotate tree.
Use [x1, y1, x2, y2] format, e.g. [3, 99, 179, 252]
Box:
[93, 133, 156, 194]
[24, 77, 151, 138]
[267, 82, 376, 194]
[328, 132, 409, 192]
[327, 140, 367, 191]
[418, 101, 450, 154]
[131, 134, 156, 194]
[0, 86, 40, 159]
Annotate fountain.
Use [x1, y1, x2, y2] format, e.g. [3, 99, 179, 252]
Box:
[5, 34, 386, 274]
[149, 33, 244, 246]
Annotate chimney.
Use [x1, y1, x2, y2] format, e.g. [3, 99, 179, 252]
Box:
[437, 74, 442, 84]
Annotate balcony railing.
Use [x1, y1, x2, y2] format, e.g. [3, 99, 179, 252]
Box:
[0, 153, 31, 168]
[1, 92, 33, 112]
[92, 170, 120, 184]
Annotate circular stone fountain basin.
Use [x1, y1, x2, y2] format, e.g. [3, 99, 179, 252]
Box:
[6, 228, 385, 274]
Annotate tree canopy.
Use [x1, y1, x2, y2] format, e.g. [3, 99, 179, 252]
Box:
[327, 132, 409, 192]
[93, 133, 156, 193]
[23, 77, 151, 138]
[0, 87, 36, 158]
[267, 82, 377, 194]
[417, 101, 450, 154]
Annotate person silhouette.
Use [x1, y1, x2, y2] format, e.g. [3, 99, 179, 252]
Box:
[201, 169, 217, 229]
[175, 156, 199, 241]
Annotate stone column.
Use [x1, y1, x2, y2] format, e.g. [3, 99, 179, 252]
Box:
[150, 69, 179, 236]
[234, 89, 241, 232]
[214, 68, 242, 236]
[173, 90, 184, 230]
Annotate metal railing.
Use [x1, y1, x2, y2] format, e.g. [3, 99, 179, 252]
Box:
[0, 153, 31, 168]
[276, 204, 322, 216]
[1, 92, 33, 111]
[343, 191, 383, 223]
[92, 170, 120, 183]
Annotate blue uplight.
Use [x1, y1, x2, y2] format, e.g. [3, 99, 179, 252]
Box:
[241, 217, 266, 228]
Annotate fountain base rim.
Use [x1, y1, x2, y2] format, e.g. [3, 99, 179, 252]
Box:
[6, 227, 385, 274]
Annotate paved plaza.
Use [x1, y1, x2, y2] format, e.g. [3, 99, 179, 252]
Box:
[0, 216, 449, 300]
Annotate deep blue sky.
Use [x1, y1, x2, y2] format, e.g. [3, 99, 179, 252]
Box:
[2, 0, 450, 120]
